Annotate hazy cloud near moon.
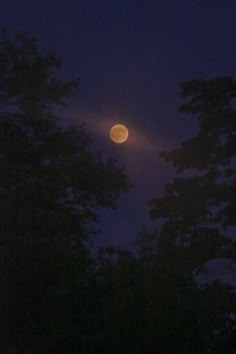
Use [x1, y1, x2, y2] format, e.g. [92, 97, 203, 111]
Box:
[84, 114, 161, 153]
[65, 107, 174, 247]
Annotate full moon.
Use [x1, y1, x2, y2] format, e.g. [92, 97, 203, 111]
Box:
[110, 124, 129, 144]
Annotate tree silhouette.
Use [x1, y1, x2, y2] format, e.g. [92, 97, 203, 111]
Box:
[147, 77, 236, 353]
[0, 28, 129, 353]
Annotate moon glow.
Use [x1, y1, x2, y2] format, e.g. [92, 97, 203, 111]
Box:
[110, 124, 129, 144]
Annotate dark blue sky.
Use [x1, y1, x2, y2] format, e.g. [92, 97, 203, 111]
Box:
[1, 0, 236, 247]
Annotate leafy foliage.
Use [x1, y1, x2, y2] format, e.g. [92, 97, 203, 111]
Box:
[0, 28, 129, 353]
[147, 77, 236, 352]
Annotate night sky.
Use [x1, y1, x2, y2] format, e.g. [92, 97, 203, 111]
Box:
[1, 0, 236, 248]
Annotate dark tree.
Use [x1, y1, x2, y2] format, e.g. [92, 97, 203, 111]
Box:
[147, 77, 236, 353]
[0, 28, 129, 353]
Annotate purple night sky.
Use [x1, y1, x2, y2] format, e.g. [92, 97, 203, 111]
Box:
[1, 0, 236, 248]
